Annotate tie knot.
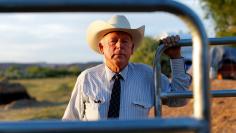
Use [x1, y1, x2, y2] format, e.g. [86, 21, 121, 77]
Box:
[112, 73, 123, 80]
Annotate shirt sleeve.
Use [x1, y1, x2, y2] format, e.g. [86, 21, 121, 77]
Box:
[161, 57, 192, 107]
[62, 76, 85, 120]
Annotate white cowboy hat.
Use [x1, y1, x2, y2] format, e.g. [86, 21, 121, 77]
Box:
[86, 15, 145, 54]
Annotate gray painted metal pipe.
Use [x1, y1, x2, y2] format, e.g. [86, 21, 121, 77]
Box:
[0, 0, 211, 133]
[168, 37, 236, 47]
[161, 90, 236, 99]
[0, 118, 207, 133]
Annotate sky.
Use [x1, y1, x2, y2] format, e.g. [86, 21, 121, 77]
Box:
[0, 0, 215, 63]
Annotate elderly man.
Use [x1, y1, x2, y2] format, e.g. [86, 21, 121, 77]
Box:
[63, 15, 191, 121]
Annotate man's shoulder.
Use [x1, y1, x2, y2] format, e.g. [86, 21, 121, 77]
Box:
[128, 63, 152, 72]
[78, 64, 105, 78]
[84, 63, 104, 73]
[128, 63, 153, 76]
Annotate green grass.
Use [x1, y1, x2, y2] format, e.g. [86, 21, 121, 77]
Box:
[0, 76, 77, 121]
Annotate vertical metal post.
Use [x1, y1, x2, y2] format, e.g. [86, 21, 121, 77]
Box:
[153, 44, 166, 117]
[151, 1, 211, 132]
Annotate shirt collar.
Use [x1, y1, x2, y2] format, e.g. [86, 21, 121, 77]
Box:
[105, 64, 128, 81]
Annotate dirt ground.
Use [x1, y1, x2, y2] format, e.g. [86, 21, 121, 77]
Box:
[149, 79, 236, 133]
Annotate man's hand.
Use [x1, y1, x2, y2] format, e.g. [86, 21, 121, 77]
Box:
[160, 35, 181, 59]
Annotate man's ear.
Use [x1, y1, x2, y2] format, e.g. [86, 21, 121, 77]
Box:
[98, 43, 104, 54]
[131, 43, 134, 55]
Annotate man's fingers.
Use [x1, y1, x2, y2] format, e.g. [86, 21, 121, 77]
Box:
[166, 37, 171, 44]
[175, 35, 180, 42]
[162, 34, 182, 58]
[170, 35, 176, 45]
[160, 35, 181, 47]
[162, 39, 167, 45]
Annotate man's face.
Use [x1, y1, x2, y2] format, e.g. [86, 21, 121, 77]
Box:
[99, 31, 134, 68]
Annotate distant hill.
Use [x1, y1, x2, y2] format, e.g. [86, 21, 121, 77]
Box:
[0, 62, 102, 71]
[69, 62, 102, 70]
[0, 62, 102, 79]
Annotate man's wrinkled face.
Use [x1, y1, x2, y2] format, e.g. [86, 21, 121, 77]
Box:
[99, 31, 134, 67]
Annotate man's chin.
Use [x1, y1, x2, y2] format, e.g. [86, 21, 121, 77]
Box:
[113, 59, 128, 66]
[113, 59, 124, 64]
[113, 54, 125, 58]
[113, 55, 125, 61]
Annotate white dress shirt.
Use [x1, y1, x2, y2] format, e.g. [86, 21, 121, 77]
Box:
[63, 58, 191, 121]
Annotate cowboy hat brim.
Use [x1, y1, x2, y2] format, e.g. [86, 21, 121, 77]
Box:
[87, 20, 145, 54]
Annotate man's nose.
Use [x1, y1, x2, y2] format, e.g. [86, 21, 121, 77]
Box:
[115, 40, 122, 48]
[115, 40, 127, 49]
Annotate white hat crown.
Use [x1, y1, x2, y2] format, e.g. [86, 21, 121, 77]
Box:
[108, 15, 131, 28]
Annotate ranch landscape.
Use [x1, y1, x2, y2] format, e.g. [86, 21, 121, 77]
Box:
[0, 0, 235, 132]
[0, 77, 235, 133]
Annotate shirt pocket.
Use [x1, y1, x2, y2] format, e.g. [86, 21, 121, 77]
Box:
[84, 97, 105, 121]
[131, 100, 152, 118]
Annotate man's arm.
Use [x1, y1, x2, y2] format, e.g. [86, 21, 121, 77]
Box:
[161, 58, 192, 107]
[62, 76, 84, 120]
[160, 35, 192, 107]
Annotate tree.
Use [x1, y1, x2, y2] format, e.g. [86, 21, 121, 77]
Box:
[130, 36, 171, 77]
[130, 36, 158, 66]
[68, 65, 81, 76]
[26, 66, 45, 78]
[201, 0, 236, 36]
[5, 66, 21, 79]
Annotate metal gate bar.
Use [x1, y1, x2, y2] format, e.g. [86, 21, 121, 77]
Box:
[0, 0, 211, 133]
[161, 90, 236, 99]
[0, 118, 206, 133]
[165, 37, 236, 47]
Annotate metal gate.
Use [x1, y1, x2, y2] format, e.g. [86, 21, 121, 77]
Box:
[154, 37, 236, 117]
[0, 0, 213, 133]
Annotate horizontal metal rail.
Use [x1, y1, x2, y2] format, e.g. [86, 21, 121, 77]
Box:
[161, 90, 236, 99]
[0, 0, 199, 12]
[0, 118, 207, 133]
[162, 36, 236, 47]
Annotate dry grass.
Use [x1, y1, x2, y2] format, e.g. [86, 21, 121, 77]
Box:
[0, 76, 77, 121]
[149, 79, 236, 133]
